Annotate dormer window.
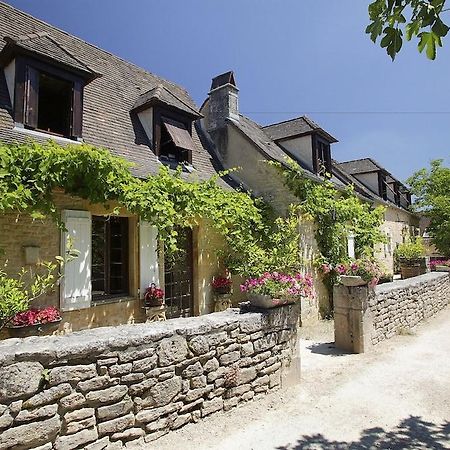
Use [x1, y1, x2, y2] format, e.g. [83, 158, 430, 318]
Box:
[132, 84, 202, 168]
[0, 32, 99, 140]
[378, 171, 388, 200]
[313, 135, 332, 176]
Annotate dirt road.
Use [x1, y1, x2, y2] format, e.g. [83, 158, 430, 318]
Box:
[154, 306, 450, 449]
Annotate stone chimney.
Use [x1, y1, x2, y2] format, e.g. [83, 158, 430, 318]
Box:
[205, 71, 239, 132]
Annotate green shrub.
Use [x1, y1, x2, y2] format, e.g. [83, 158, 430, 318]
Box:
[395, 237, 426, 261]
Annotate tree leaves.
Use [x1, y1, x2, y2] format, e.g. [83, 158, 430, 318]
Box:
[366, 0, 449, 60]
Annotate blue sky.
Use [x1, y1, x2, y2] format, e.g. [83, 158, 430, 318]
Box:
[7, 0, 450, 182]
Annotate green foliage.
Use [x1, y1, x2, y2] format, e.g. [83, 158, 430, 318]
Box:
[407, 160, 450, 256]
[0, 260, 59, 330]
[367, 0, 449, 60]
[0, 141, 303, 280]
[270, 159, 386, 292]
[394, 237, 426, 260]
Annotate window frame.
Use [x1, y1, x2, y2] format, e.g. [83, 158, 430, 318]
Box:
[312, 134, 332, 176]
[13, 55, 84, 139]
[152, 107, 193, 164]
[91, 215, 130, 302]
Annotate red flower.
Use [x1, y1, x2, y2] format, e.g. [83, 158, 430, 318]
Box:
[211, 276, 232, 289]
[12, 307, 61, 326]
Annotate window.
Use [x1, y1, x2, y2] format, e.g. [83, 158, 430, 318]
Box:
[13, 58, 83, 139]
[313, 136, 332, 176]
[92, 216, 129, 300]
[378, 172, 388, 200]
[37, 72, 72, 136]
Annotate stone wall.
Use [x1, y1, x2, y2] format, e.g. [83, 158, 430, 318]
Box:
[370, 272, 450, 344]
[334, 272, 449, 353]
[0, 305, 300, 449]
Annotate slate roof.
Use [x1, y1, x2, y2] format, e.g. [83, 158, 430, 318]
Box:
[132, 84, 201, 118]
[0, 2, 219, 182]
[1, 32, 97, 77]
[336, 158, 381, 175]
[263, 116, 338, 143]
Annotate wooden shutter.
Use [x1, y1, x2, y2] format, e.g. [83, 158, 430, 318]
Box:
[24, 65, 39, 128]
[60, 210, 92, 311]
[71, 80, 83, 139]
[139, 220, 159, 299]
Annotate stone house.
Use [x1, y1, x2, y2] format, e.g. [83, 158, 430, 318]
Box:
[200, 71, 419, 316]
[0, 3, 229, 335]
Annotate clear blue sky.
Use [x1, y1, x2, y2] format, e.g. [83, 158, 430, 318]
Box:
[6, 0, 450, 182]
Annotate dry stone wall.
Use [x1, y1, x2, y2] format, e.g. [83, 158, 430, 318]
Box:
[0, 306, 299, 449]
[370, 272, 450, 344]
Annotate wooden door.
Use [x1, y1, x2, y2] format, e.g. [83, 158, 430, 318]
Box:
[164, 228, 194, 318]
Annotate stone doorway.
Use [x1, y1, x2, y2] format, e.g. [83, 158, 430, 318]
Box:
[164, 228, 194, 318]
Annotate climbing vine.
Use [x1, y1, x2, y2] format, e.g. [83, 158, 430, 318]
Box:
[0, 141, 301, 278]
[270, 159, 386, 292]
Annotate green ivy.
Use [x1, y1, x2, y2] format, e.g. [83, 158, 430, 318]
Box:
[269, 159, 386, 293]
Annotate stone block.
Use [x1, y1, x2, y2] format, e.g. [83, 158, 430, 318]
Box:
[119, 346, 155, 363]
[65, 415, 96, 434]
[237, 367, 257, 385]
[0, 362, 44, 402]
[205, 331, 228, 347]
[108, 364, 132, 377]
[54, 426, 98, 450]
[219, 351, 240, 366]
[182, 361, 203, 378]
[23, 383, 72, 409]
[135, 402, 181, 424]
[78, 376, 118, 393]
[97, 400, 134, 422]
[188, 335, 210, 355]
[85, 436, 110, 450]
[64, 407, 95, 423]
[0, 411, 13, 430]
[15, 404, 58, 423]
[241, 342, 254, 357]
[191, 375, 207, 389]
[201, 397, 223, 416]
[203, 357, 219, 373]
[157, 336, 188, 366]
[59, 392, 86, 411]
[143, 376, 182, 407]
[98, 413, 135, 436]
[49, 364, 97, 386]
[132, 355, 157, 373]
[0, 416, 60, 449]
[172, 412, 191, 429]
[121, 373, 145, 384]
[128, 377, 158, 397]
[224, 397, 238, 411]
[111, 427, 145, 442]
[86, 385, 128, 406]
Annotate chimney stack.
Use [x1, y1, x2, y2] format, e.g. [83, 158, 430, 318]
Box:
[206, 71, 239, 132]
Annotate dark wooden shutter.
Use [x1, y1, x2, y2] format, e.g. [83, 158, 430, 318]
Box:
[24, 66, 39, 128]
[71, 80, 83, 139]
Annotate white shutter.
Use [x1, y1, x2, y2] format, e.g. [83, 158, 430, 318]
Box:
[60, 210, 92, 311]
[139, 220, 159, 299]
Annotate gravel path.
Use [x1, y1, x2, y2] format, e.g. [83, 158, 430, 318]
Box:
[153, 307, 450, 449]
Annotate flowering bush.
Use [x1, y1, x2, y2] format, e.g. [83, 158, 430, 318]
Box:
[240, 272, 314, 299]
[11, 306, 61, 327]
[319, 258, 382, 287]
[211, 276, 232, 290]
[144, 283, 164, 306]
[430, 259, 450, 270]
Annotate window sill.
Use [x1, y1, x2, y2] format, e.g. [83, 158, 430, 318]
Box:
[13, 125, 83, 145]
[91, 295, 137, 307]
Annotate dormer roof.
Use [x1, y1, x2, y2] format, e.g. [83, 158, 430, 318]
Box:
[0, 32, 99, 80]
[132, 84, 202, 118]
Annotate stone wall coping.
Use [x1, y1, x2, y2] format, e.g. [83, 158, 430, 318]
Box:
[0, 307, 296, 367]
[375, 272, 449, 295]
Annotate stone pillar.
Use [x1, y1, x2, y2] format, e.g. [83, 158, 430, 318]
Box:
[334, 285, 374, 353]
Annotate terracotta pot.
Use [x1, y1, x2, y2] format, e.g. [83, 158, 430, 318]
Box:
[339, 275, 367, 287]
[144, 298, 164, 307]
[6, 319, 62, 338]
[247, 293, 296, 309]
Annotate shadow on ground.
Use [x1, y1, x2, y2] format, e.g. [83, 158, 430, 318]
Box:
[275, 416, 450, 449]
[306, 342, 350, 357]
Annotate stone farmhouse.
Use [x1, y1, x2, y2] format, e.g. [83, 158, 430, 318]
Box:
[0, 3, 417, 335]
[200, 71, 419, 315]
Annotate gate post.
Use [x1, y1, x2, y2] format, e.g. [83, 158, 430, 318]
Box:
[333, 285, 374, 353]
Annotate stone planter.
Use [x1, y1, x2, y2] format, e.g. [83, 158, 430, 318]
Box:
[248, 293, 296, 309]
[6, 319, 62, 338]
[339, 275, 367, 287]
[435, 265, 450, 272]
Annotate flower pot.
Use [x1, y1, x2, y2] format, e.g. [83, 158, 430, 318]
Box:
[213, 286, 232, 295]
[144, 298, 164, 307]
[339, 275, 367, 287]
[6, 319, 62, 338]
[247, 293, 296, 309]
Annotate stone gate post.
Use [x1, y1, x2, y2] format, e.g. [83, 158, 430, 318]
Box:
[333, 285, 374, 353]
